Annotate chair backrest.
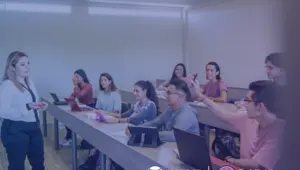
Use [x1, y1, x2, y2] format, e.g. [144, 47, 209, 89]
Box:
[121, 102, 132, 113]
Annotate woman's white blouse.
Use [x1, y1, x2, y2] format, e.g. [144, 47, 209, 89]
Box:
[0, 79, 39, 122]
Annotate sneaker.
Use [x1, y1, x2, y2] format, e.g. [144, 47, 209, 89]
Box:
[59, 139, 72, 146]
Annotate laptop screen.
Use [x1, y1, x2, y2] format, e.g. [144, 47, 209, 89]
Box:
[50, 93, 60, 102]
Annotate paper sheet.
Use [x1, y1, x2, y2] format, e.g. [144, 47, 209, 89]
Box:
[111, 130, 129, 143]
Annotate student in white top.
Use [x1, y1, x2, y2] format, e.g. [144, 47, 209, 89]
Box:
[0, 51, 48, 170]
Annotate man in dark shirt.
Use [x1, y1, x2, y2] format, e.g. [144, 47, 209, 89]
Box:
[265, 53, 286, 86]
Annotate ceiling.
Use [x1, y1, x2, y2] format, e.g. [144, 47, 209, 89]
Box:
[0, 0, 232, 8]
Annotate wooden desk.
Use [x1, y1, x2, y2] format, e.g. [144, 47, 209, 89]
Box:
[120, 89, 240, 133]
[42, 98, 238, 170]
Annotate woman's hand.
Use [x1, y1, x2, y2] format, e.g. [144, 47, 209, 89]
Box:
[39, 102, 48, 111]
[27, 102, 48, 111]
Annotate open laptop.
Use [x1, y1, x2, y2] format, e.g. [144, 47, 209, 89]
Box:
[64, 98, 93, 112]
[173, 128, 220, 170]
[50, 93, 68, 105]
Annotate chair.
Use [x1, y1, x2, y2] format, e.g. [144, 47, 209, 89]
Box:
[121, 102, 132, 114]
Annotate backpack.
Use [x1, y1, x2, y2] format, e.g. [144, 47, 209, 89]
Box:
[212, 128, 240, 160]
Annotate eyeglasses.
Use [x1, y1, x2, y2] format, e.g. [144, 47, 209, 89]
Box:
[166, 90, 181, 96]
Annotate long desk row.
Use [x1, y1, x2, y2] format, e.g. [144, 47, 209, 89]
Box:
[41, 91, 240, 170]
[155, 79, 248, 100]
[120, 89, 240, 133]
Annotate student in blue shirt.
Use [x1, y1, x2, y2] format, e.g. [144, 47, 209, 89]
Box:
[78, 73, 121, 170]
[104, 80, 159, 170]
[106, 80, 159, 125]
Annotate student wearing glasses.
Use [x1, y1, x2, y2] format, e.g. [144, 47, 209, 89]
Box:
[129, 79, 199, 142]
[60, 69, 94, 147]
[190, 80, 285, 170]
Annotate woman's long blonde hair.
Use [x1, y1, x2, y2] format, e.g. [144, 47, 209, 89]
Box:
[3, 51, 29, 92]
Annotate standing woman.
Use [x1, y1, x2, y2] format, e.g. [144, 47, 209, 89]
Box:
[60, 69, 94, 146]
[0, 51, 48, 170]
[202, 61, 228, 103]
[158, 63, 187, 90]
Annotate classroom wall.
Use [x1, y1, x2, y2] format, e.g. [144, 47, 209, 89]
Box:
[0, 3, 183, 97]
[188, 0, 283, 88]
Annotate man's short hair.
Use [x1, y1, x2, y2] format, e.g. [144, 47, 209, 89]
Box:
[249, 80, 280, 116]
[168, 79, 191, 100]
[265, 52, 283, 68]
[249, 80, 274, 94]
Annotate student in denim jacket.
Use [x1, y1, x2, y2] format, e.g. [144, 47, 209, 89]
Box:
[105, 80, 159, 170]
[106, 80, 159, 124]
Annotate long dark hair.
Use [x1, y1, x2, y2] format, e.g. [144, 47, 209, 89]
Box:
[135, 80, 160, 114]
[99, 72, 117, 92]
[74, 69, 90, 89]
[206, 61, 221, 80]
[170, 63, 187, 81]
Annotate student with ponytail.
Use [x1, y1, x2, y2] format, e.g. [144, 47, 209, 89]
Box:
[90, 80, 159, 170]
[105, 80, 159, 124]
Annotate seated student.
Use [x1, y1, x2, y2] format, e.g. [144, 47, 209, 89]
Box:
[105, 80, 159, 124]
[200, 62, 238, 159]
[128, 79, 200, 142]
[190, 80, 285, 170]
[78, 73, 122, 170]
[60, 69, 94, 147]
[102, 80, 159, 170]
[265, 52, 286, 86]
[158, 63, 187, 90]
[235, 53, 285, 108]
[202, 61, 228, 103]
[95, 73, 122, 114]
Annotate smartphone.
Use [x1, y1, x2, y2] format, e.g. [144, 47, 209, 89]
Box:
[193, 73, 198, 81]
